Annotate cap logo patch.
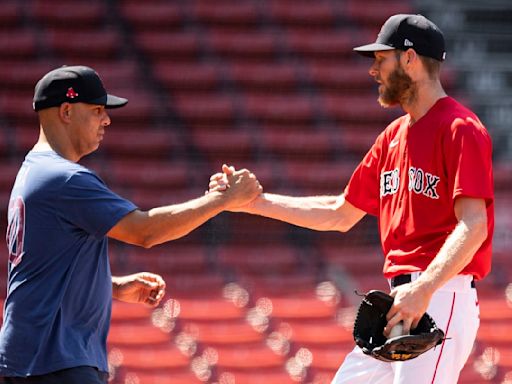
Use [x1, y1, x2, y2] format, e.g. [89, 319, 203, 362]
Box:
[404, 39, 414, 47]
[66, 87, 79, 99]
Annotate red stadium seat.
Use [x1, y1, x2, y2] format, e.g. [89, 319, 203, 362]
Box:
[214, 343, 285, 369]
[0, 94, 38, 125]
[153, 61, 223, 92]
[338, 124, 381, 155]
[108, 159, 189, 190]
[124, 244, 209, 274]
[101, 128, 178, 158]
[107, 95, 159, 129]
[305, 61, 373, 91]
[320, 245, 384, 276]
[119, 369, 203, 384]
[344, 0, 413, 26]
[220, 212, 291, 245]
[0, 62, 57, 92]
[320, 92, 400, 124]
[45, 30, 121, 61]
[260, 129, 334, 160]
[283, 159, 357, 194]
[285, 31, 354, 59]
[267, 1, 336, 28]
[164, 273, 228, 299]
[206, 31, 278, 59]
[0, 30, 37, 59]
[242, 94, 316, 124]
[0, 162, 22, 190]
[351, 275, 390, 293]
[266, 296, 337, 320]
[190, 1, 260, 29]
[135, 31, 201, 60]
[83, 60, 142, 89]
[114, 344, 190, 370]
[307, 345, 349, 371]
[218, 368, 297, 384]
[174, 297, 246, 321]
[110, 301, 153, 325]
[173, 93, 237, 125]
[0, 2, 22, 27]
[478, 297, 512, 323]
[228, 62, 300, 93]
[190, 129, 255, 163]
[182, 320, 264, 345]
[281, 319, 353, 345]
[32, 1, 106, 28]
[215, 244, 300, 275]
[120, 1, 183, 31]
[108, 323, 171, 347]
[238, 273, 318, 298]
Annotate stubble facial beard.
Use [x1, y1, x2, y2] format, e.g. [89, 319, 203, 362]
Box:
[378, 62, 417, 108]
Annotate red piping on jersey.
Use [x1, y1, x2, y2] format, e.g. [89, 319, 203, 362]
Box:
[431, 293, 456, 384]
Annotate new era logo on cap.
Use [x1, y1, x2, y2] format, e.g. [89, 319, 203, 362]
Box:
[353, 14, 446, 62]
[33, 65, 128, 112]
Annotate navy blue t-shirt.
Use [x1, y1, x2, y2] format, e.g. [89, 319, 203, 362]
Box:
[0, 151, 137, 376]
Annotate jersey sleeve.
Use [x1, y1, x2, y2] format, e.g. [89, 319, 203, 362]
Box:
[343, 135, 383, 216]
[444, 117, 493, 203]
[58, 171, 138, 238]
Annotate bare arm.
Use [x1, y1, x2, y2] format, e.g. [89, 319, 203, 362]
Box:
[385, 197, 488, 335]
[108, 169, 261, 248]
[242, 192, 366, 232]
[209, 165, 366, 232]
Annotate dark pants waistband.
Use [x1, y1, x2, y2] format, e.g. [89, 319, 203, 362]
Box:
[390, 274, 476, 289]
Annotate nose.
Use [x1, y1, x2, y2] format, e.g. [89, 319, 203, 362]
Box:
[102, 111, 111, 127]
[369, 61, 378, 77]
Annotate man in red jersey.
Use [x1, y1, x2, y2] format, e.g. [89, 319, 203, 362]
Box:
[209, 14, 494, 383]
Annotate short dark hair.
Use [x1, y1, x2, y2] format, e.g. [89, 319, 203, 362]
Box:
[395, 50, 441, 79]
[419, 55, 441, 79]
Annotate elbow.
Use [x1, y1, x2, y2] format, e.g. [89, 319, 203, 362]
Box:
[126, 229, 161, 249]
[331, 215, 356, 233]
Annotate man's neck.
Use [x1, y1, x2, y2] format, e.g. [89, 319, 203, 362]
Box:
[34, 126, 79, 162]
[403, 81, 447, 126]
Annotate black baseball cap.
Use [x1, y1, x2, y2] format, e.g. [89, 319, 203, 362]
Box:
[33, 65, 128, 111]
[354, 14, 446, 62]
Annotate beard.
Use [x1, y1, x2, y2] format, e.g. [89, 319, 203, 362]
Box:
[378, 63, 417, 108]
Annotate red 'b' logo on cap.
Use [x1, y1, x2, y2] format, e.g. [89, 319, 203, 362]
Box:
[66, 87, 79, 99]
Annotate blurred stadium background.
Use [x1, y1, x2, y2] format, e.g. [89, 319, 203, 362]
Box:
[0, 0, 511, 383]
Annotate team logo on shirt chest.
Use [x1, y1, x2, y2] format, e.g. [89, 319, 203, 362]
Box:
[380, 167, 440, 199]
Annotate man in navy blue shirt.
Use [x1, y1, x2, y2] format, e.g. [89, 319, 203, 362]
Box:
[0, 66, 262, 383]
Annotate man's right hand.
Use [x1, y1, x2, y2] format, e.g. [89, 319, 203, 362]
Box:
[209, 164, 262, 211]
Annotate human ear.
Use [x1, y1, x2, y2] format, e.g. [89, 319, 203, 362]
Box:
[59, 103, 72, 123]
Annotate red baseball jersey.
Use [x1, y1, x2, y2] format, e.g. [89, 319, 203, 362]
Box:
[344, 97, 494, 280]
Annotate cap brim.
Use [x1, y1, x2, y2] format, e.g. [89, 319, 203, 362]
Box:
[353, 43, 396, 58]
[105, 94, 128, 109]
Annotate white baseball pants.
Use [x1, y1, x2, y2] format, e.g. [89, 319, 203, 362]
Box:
[331, 275, 480, 384]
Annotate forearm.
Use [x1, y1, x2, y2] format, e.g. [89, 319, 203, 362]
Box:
[109, 192, 227, 247]
[243, 193, 363, 232]
[416, 214, 487, 293]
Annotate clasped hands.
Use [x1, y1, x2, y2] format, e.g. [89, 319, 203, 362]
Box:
[208, 164, 262, 211]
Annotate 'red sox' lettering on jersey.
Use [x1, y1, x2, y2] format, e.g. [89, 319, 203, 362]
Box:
[380, 167, 441, 199]
[408, 167, 440, 199]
